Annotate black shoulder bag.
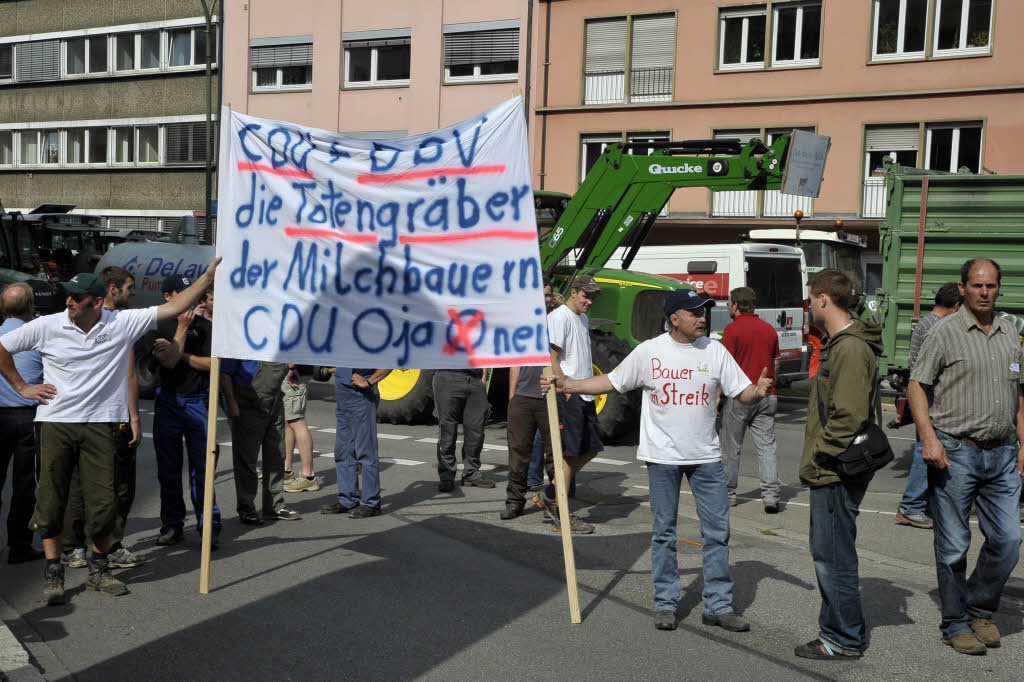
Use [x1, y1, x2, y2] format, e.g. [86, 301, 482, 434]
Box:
[815, 375, 894, 479]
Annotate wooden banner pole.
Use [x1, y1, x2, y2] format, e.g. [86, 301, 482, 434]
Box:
[542, 366, 582, 624]
[199, 356, 221, 594]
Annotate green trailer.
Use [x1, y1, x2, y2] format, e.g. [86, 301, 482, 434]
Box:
[870, 161, 1024, 392]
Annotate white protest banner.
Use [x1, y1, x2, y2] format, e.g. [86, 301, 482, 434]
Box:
[212, 97, 549, 369]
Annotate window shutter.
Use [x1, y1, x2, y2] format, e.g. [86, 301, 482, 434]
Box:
[865, 125, 919, 151]
[0, 46, 12, 79]
[630, 14, 675, 69]
[346, 37, 411, 49]
[15, 40, 59, 82]
[165, 122, 215, 164]
[585, 18, 627, 73]
[250, 42, 313, 68]
[443, 28, 519, 67]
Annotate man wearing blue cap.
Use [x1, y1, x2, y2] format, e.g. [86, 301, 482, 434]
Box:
[0, 261, 221, 605]
[544, 287, 772, 633]
[147, 273, 221, 548]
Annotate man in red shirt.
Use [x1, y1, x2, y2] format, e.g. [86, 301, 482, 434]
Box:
[719, 287, 782, 513]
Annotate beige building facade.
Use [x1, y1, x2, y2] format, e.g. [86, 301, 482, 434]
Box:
[222, 0, 533, 137]
[531, 0, 1023, 242]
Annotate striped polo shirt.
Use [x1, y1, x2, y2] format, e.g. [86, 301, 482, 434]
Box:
[910, 306, 1024, 441]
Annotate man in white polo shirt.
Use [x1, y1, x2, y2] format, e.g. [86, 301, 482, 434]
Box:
[0, 260, 220, 605]
[545, 288, 772, 632]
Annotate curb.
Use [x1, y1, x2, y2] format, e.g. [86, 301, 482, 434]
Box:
[0, 595, 43, 682]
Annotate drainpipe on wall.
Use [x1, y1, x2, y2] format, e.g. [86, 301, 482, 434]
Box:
[538, 0, 552, 190]
[523, 0, 533, 131]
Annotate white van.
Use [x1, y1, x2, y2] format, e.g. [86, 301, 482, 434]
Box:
[612, 243, 809, 384]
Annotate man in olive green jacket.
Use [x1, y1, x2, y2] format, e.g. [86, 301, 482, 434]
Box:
[795, 269, 883, 661]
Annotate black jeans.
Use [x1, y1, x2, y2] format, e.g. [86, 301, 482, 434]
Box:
[0, 406, 37, 549]
[506, 395, 553, 505]
[432, 371, 489, 482]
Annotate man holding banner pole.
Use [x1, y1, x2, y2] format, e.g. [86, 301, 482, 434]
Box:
[0, 260, 220, 605]
[543, 288, 772, 631]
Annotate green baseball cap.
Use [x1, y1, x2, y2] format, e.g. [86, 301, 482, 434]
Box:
[63, 273, 106, 297]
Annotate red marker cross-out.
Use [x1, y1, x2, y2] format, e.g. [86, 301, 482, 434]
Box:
[443, 308, 484, 358]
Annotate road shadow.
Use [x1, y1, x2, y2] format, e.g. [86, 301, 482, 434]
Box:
[675, 559, 817, 621]
[924, 586, 1024, 638]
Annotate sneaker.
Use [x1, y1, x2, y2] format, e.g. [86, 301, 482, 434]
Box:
[43, 563, 66, 606]
[108, 546, 144, 569]
[551, 513, 596, 535]
[461, 475, 496, 488]
[284, 475, 321, 493]
[532, 491, 559, 522]
[156, 526, 185, 545]
[895, 506, 933, 529]
[438, 480, 455, 493]
[500, 503, 524, 520]
[971, 618, 1001, 648]
[702, 612, 750, 632]
[321, 502, 358, 514]
[268, 506, 301, 521]
[283, 470, 294, 482]
[8, 545, 45, 564]
[526, 482, 545, 493]
[944, 631, 987, 655]
[86, 556, 129, 596]
[728, 494, 738, 508]
[348, 505, 380, 519]
[61, 547, 88, 568]
[794, 638, 863, 660]
[655, 610, 677, 631]
[764, 501, 780, 514]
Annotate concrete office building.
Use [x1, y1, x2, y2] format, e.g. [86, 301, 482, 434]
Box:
[531, 0, 1023, 280]
[0, 1, 218, 236]
[221, 0, 533, 138]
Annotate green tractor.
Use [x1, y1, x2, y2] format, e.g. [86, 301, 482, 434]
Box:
[368, 133, 824, 442]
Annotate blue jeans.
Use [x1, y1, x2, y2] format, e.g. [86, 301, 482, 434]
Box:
[153, 391, 221, 534]
[647, 461, 734, 615]
[928, 431, 1022, 638]
[809, 480, 868, 652]
[898, 434, 930, 515]
[527, 431, 545, 488]
[334, 380, 381, 509]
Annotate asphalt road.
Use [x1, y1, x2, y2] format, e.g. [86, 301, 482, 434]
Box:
[2, 383, 1024, 680]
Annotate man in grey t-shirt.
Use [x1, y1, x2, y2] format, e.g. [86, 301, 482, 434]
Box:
[502, 364, 555, 519]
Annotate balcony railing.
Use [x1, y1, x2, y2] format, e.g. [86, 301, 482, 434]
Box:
[710, 190, 814, 218]
[763, 190, 813, 218]
[862, 178, 885, 218]
[711, 190, 758, 217]
[584, 66, 673, 105]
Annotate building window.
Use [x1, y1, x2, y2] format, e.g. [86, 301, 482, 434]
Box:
[443, 26, 519, 83]
[66, 128, 108, 164]
[925, 122, 982, 173]
[169, 26, 214, 68]
[863, 124, 920, 217]
[580, 134, 621, 182]
[0, 131, 12, 165]
[872, 0, 928, 60]
[934, 0, 991, 55]
[0, 44, 12, 81]
[250, 38, 313, 91]
[65, 36, 108, 75]
[764, 128, 815, 216]
[584, 18, 627, 104]
[711, 130, 760, 215]
[16, 40, 60, 81]
[719, 6, 766, 70]
[19, 130, 60, 165]
[165, 122, 211, 164]
[584, 14, 675, 105]
[772, 2, 821, 66]
[343, 34, 411, 88]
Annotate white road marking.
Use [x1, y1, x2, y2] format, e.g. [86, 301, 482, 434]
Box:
[319, 427, 336, 433]
[592, 457, 629, 466]
[380, 457, 424, 466]
[378, 433, 411, 440]
[482, 444, 508, 451]
[416, 437, 439, 444]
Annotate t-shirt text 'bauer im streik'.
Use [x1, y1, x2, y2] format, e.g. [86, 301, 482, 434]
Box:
[608, 333, 750, 465]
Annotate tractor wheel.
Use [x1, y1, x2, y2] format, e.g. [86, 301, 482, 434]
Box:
[590, 332, 640, 444]
[377, 369, 436, 424]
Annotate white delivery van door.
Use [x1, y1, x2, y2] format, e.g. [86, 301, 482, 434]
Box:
[743, 255, 805, 370]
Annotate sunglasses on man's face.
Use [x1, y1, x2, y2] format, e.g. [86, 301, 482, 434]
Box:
[69, 293, 93, 304]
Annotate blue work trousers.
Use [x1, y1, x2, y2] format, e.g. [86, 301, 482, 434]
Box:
[899, 433, 930, 515]
[154, 391, 221, 535]
[334, 380, 381, 509]
[929, 431, 1022, 639]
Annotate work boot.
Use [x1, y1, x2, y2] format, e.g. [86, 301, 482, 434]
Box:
[86, 555, 129, 596]
[971, 618, 1001, 648]
[43, 563, 67, 606]
[499, 503, 524, 520]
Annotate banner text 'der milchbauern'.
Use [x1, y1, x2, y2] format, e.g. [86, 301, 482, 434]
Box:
[211, 97, 550, 369]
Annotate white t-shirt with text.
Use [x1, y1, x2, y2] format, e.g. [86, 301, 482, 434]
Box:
[547, 304, 594, 402]
[608, 333, 751, 465]
[0, 307, 158, 423]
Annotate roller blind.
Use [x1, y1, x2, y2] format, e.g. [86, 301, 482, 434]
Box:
[165, 122, 215, 164]
[585, 18, 627, 72]
[443, 28, 518, 66]
[865, 125, 919, 151]
[250, 42, 313, 68]
[630, 14, 675, 69]
[15, 40, 59, 82]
